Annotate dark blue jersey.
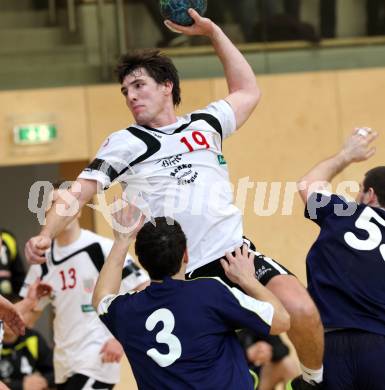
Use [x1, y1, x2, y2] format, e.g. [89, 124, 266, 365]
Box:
[305, 192, 385, 335]
[98, 276, 273, 390]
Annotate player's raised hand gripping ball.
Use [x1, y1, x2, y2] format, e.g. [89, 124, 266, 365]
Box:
[160, 0, 207, 26]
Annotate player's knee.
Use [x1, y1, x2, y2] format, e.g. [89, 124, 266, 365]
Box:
[286, 296, 320, 326]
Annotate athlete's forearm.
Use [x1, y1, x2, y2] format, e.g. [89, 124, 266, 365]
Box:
[41, 179, 97, 239]
[93, 240, 130, 308]
[209, 25, 258, 96]
[23, 309, 42, 328]
[14, 297, 36, 316]
[240, 278, 290, 335]
[297, 151, 350, 203]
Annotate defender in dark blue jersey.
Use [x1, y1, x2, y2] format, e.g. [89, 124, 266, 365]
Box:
[298, 127, 385, 389]
[92, 205, 290, 390]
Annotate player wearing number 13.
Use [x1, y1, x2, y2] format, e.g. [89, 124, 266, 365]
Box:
[297, 128, 385, 389]
[20, 183, 149, 389]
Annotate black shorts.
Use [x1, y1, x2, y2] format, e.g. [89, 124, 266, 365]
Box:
[324, 329, 385, 389]
[186, 237, 293, 286]
[57, 374, 114, 390]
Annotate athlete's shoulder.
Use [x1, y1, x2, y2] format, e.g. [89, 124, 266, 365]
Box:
[79, 229, 113, 255]
[185, 276, 230, 291]
[101, 127, 140, 148]
[185, 100, 236, 138]
[81, 229, 112, 244]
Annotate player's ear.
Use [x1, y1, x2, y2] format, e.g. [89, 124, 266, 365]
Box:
[368, 187, 379, 206]
[163, 80, 173, 96]
[182, 249, 189, 264]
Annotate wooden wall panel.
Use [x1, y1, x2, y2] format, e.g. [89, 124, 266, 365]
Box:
[0, 87, 89, 166]
[59, 160, 95, 231]
[176, 79, 215, 114]
[214, 72, 341, 282]
[85, 85, 134, 156]
[338, 68, 385, 182]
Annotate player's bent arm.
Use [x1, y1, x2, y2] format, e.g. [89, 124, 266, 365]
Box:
[25, 179, 99, 264]
[239, 278, 290, 335]
[221, 247, 289, 334]
[22, 308, 43, 329]
[297, 152, 348, 204]
[297, 128, 378, 203]
[41, 179, 98, 239]
[208, 24, 260, 128]
[93, 240, 131, 309]
[167, 9, 260, 129]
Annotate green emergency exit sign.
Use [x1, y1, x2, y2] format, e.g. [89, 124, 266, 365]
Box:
[13, 123, 57, 145]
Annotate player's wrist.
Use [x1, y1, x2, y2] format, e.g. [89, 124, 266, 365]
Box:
[337, 149, 353, 167]
[238, 275, 258, 291]
[40, 228, 53, 240]
[114, 236, 132, 247]
[208, 23, 222, 41]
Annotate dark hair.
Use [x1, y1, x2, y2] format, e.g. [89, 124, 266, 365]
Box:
[363, 166, 385, 207]
[115, 50, 181, 106]
[135, 217, 186, 280]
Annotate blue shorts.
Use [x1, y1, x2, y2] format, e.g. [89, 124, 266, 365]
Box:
[324, 329, 385, 390]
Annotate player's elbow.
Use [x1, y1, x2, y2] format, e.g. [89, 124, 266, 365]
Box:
[92, 290, 102, 311]
[296, 179, 309, 204]
[270, 308, 291, 335]
[245, 88, 261, 110]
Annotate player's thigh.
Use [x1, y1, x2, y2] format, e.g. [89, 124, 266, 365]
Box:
[325, 330, 385, 390]
[356, 332, 385, 389]
[265, 274, 318, 320]
[187, 239, 296, 290]
[56, 374, 114, 390]
[323, 331, 354, 390]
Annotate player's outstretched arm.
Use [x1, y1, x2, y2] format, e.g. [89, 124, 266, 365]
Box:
[15, 279, 52, 325]
[93, 199, 145, 309]
[165, 9, 260, 129]
[221, 246, 290, 335]
[25, 179, 98, 264]
[297, 128, 378, 203]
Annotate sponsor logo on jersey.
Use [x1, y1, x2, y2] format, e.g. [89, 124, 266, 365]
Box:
[217, 155, 227, 165]
[83, 278, 95, 294]
[81, 304, 95, 313]
[255, 265, 272, 281]
[170, 164, 199, 185]
[156, 154, 182, 167]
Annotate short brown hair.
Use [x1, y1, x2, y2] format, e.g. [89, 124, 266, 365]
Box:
[363, 166, 385, 207]
[115, 50, 181, 106]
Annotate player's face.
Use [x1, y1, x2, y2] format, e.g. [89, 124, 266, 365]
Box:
[121, 68, 172, 126]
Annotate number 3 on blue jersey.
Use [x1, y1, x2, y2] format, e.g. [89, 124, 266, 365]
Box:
[344, 207, 385, 261]
[145, 308, 182, 367]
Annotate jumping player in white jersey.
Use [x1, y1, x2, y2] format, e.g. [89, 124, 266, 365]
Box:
[21, 183, 149, 389]
[25, 10, 324, 389]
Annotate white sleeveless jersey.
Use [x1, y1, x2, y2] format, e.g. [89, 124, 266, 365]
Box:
[79, 100, 243, 272]
[19, 229, 149, 384]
